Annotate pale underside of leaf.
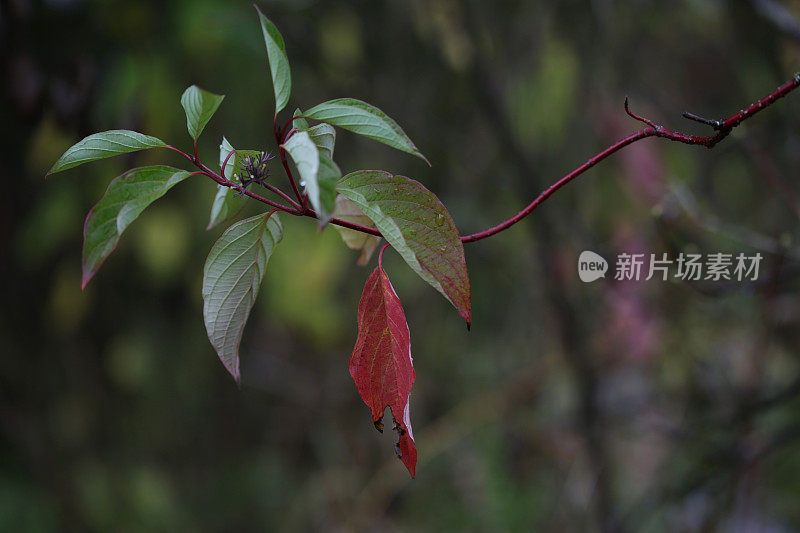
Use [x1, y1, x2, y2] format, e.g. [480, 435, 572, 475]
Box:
[82, 166, 190, 289]
[283, 131, 336, 225]
[337, 171, 471, 323]
[48, 130, 167, 175]
[332, 196, 381, 265]
[208, 185, 246, 231]
[202, 212, 283, 384]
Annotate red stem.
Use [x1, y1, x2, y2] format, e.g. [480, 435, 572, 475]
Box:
[166, 145, 195, 162]
[378, 242, 390, 269]
[273, 114, 307, 208]
[192, 75, 800, 243]
[722, 74, 800, 130]
[220, 147, 302, 210]
[264, 183, 302, 210]
[460, 130, 651, 242]
[280, 114, 321, 139]
[220, 147, 237, 176]
[461, 74, 800, 242]
[279, 147, 307, 209]
[282, 115, 301, 139]
[198, 158, 297, 213]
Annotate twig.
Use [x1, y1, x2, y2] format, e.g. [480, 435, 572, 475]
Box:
[460, 74, 800, 243]
[190, 74, 800, 245]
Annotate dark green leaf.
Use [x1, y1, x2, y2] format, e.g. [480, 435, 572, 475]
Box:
[181, 85, 225, 141]
[337, 170, 470, 323]
[202, 212, 283, 384]
[48, 130, 167, 175]
[256, 7, 291, 115]
[82, 166, 190, 289]
[304, 98, 429, 164]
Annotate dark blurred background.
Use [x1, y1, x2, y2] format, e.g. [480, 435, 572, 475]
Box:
[4, 0, 800, 531]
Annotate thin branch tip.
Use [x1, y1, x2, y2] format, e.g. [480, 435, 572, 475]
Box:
[682, 111, 724, 130]
[624, 97, 657, 129]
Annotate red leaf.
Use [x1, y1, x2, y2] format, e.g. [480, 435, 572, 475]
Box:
[350, 266, 417, 477]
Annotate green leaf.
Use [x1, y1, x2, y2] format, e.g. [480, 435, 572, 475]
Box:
[48, 130, 167, 175]
[332, 196, 381, 266]
[181, 85, 225, 141]
[256, 7, 291, 115]
[303, 98, 429, 164]
[207, 138, 261, 230]
[208, 185, 242, 231]
[337, 170, 470, 323]
[202, 212, 283, 384]
[291, 108, 335, 158]
[306, 123, 336, 160]
[292, 108, 309, 130]
[82, 166, 190, 289]
[317, 155, 341, 226]
[282, 131, 333, 225]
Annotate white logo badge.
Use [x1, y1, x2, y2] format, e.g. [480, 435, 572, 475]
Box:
[578, 251, 608, 282]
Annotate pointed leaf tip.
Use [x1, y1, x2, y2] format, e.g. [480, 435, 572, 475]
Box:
[202, 212, 283, 383]
[181, 85, 225, 141]
[81, 166, 190, 289]
[350, 267, 417, 477]
[256, 7, 291, 115]
[48, 130, 167, 175]
[304, 98, 428, 163]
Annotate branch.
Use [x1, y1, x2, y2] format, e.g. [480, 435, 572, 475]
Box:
[219, 147, 302, 210]
[206, 74, 800, 244]
[193, 158, 298, 214]
[460, 73, 800, 242]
